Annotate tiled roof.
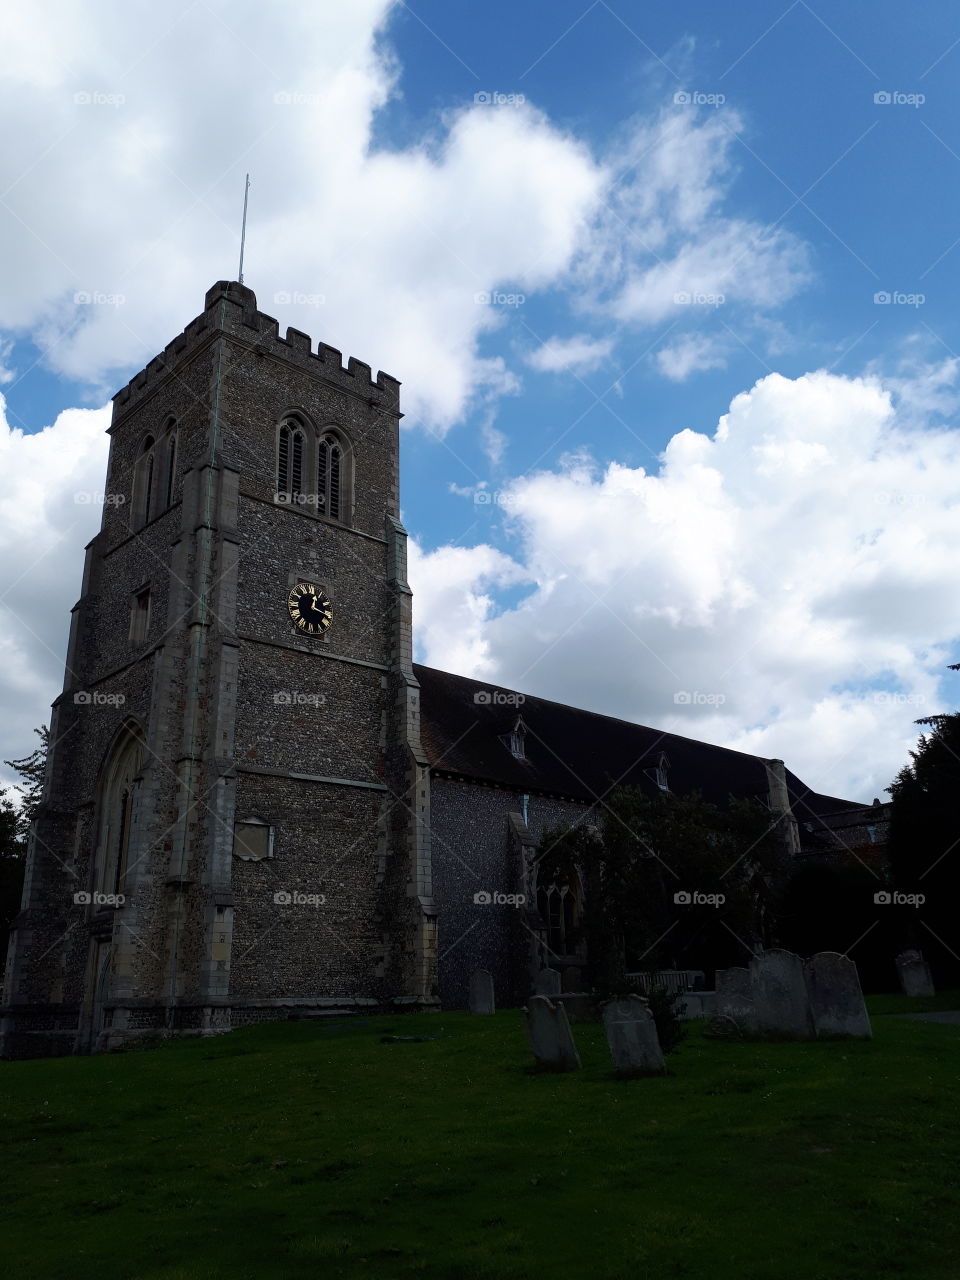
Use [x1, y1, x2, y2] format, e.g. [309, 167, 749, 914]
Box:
[414, 663, 864, 813]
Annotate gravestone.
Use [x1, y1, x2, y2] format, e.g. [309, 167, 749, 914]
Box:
[561, 966, 583, 992]
[804, 952, 872, 1039]
[750, 949, 814, 1039]
[896, 950, 935, 998]
[468, 968, 495, 1015]
[534, 967, 562, 997]
[715, 966, 757, 1033]
[602, 996, 664, 1076]
[523, 996, 582, 1072]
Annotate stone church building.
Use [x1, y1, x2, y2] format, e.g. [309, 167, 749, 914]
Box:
[0, 282, 876, 1057]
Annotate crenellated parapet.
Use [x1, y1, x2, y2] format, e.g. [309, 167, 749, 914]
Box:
[112, 280, 401, 416]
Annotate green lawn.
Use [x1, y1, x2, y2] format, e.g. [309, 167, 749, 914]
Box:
[2, 998, 960, 1279]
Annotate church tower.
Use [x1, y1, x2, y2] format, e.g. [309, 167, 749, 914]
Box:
[1, 282, 437, 1057]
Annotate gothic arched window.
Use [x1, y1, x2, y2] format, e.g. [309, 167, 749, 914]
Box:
[131, 435, 156, 529]
[536, 880, 581, 957]
[162, 422, 178, 509]
[317, 430, 349, 522]
[94, 724, 145, 902]
[277, 418, 308, 505]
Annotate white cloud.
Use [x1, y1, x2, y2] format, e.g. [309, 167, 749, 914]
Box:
[0, 1, 604, 432]
[655, 333, 728, 381]
[0, 395, 111, 780]
[411, 364, 960, 801]
[526, 334, 614, 375]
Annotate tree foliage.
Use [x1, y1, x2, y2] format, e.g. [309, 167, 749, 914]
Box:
[536, 785, 785, 993]
[4, 725, 48, 838]
[887, 703, 960, 978]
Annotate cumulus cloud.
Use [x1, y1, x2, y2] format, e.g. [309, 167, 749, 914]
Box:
[526, 334, 615, 375]
[410, 364, 960, 801]
[655, 333, 729, 381]
[0, 395, 111, 777]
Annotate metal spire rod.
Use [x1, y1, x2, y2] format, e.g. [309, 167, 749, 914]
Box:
[238, 173, 250, 284]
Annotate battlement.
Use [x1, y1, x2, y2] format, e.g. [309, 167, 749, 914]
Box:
[112, 280, 401, 411]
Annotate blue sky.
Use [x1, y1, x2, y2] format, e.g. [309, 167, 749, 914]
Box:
[2, 0, 960, 799]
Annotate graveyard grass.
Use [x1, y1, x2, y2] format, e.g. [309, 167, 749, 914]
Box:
[3, 997, 960, 1280]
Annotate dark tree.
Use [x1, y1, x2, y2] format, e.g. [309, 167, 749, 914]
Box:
[537, 785, 785, 993]
[4, 724, 48, 838]
[0, 726, 47, 966]
[887, 694, 960, 984]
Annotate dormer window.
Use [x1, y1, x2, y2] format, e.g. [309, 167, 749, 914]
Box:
[645, 751, 670, 792]
[504, 716, 527, 760]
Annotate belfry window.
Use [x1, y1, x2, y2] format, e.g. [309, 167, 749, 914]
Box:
[318, 431, 347, 522]
[162, 425, 178, 508]
[277, 419, 308, 504]
[132, 435, 155, 529]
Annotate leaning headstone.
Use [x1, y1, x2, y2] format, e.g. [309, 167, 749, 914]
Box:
[896, 950, 935, 997]
[523, 996, 582, 1072]
[750, 949, 814, 1039]
[468, 968, 495, 1015]
[716, 966, 757, 1034]
[534, 967, 562, 997]
[804, 952, 872, 1039]
[602, 996, 664, 1076]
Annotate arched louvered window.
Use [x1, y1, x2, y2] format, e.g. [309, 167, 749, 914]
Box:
[277, 418, 308, 504]
[318, 431, 347, 522]
[132, 435, 156, 529]
[163, 426, 178, 508]
[94, 724, 144, 902]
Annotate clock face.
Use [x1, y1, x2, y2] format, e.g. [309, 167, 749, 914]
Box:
[287, 582, 333, 634]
